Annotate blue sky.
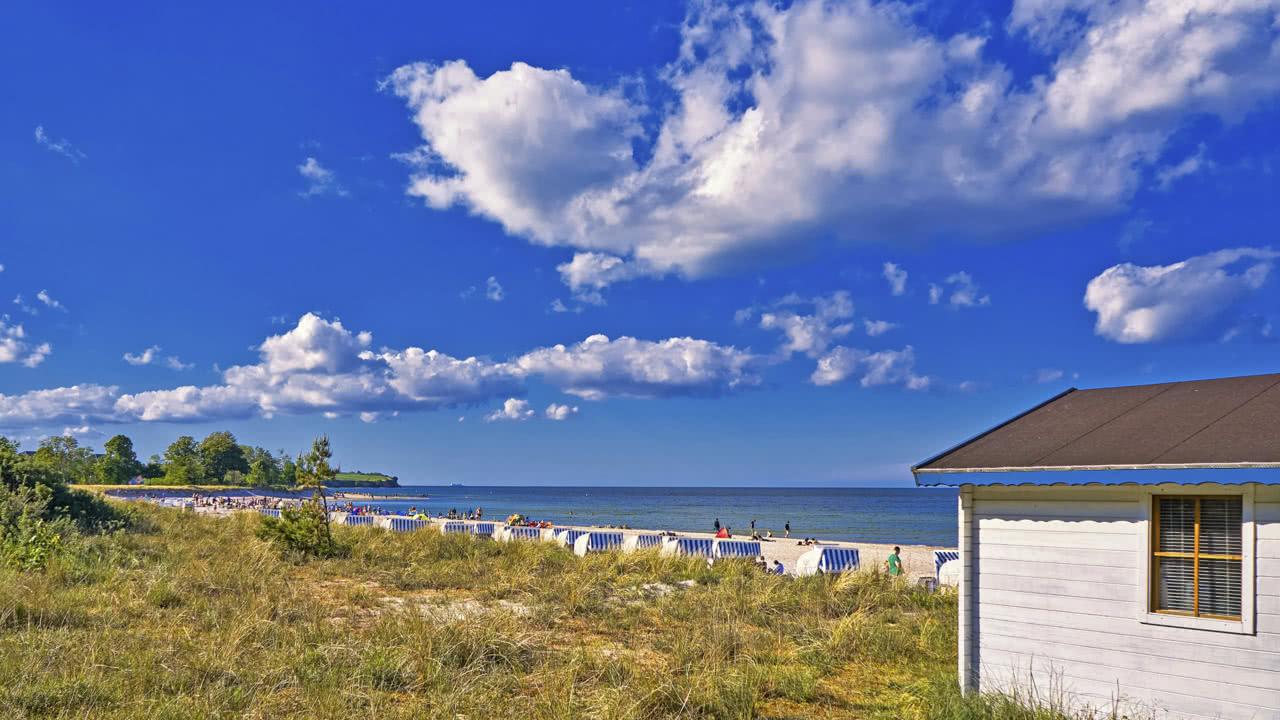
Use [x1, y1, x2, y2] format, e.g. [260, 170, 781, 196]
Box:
[3, 0, 1280, 486]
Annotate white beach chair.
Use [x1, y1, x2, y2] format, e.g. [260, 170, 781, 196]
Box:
[713, 540, 762, 559]
[440, 521, 469, 535]
[573, 531, 623, 556]
[342, 514, 374, 527]
[470, 522, 496, 538]
[661, 537, 714, 558]
[258, 508, 281, 518]
[555, 529, 590, 548]
[500, 526, 543, 542]
[795, 547, 860, 576]
[622, 534, 663, 552]
[934, 550, 960, 583]
[388, 517, 425, 532]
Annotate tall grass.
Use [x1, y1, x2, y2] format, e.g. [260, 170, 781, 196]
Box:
[0, 504, 1120, 719]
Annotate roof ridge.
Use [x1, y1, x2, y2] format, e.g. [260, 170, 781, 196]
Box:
[1146, 375, 1280, 464]
[1025, 381, 1178, 466]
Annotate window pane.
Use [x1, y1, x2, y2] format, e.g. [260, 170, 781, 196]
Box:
[1198, 558, 1242, 617]
[1157, 498, 1195, 553]
[1156, 556, 1195, 613]
[1198, 498, 1242, 557]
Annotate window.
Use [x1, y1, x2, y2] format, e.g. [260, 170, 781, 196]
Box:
[1151, 496, 1242, 620]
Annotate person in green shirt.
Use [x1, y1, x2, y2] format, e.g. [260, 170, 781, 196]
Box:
[885, 546, 902, 576]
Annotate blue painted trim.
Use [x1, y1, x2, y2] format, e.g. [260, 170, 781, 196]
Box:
[916, 467, 1280, 487]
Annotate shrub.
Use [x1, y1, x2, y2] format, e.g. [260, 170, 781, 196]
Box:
[256, 492, 347, 558]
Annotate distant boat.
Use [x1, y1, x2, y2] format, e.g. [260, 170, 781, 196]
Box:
[449, 483, 464, 487]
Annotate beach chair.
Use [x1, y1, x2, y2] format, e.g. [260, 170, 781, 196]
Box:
[934, 550, 960, 580]
[388, 517, 425, 532]
[500, 526, 543, 542]
[470, 522, 496, 538]
[713, 540, 762, 559]
[573, 531, 623, 557]
[342, 514, 374, 527]
[935, 550, 961, 587]
[441, 521, 469, 535]
[556, 529, 590, 548]
[622, 534, 663, 552]
[258, 508, 281, 518]
[795, 547, 859, 576]
[661, 537, 714, 558]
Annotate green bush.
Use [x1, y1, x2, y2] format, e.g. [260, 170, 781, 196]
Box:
[255, 492, 347, 558]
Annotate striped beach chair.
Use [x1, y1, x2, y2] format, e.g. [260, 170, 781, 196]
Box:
[714, 540, 762, 559]
[342, 514, 374, 527]
[662, 537, 714, 558]
[622, 534, 663, 552]
[258, 508, 281, 518]
[573, 532, 623, 556]
[470, 522, 496, 538]
[388, 517, 425, 532]
[502, 526, 543, 542]
[934, 551, 960, 580]
[441, 521, 469, 535]
[558, 529, 590, 547]
[817, 547, 859, 574]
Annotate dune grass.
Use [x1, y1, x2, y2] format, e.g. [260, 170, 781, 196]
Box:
[0, 504, 1116, 719]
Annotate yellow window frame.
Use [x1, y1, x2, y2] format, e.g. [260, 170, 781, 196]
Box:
[1150, 495, 1242, 621]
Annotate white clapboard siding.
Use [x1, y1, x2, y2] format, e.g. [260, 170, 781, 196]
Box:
[980, 628, 1280, 692]
[980, 602, 1280, 649]
[978, 654, 1274, 720]
[974, 543, 1136, 568]
[976, 516, 1138, 535]
[976, 558, 1136, 586]
[973, 499, 1139, 520]
[979, 636, 1280, 713]
[980, 617, 1280, 672]
[970, 487, 1280, 720]
[978, 574, 1134, 602]
[978, 527, 1135, 551]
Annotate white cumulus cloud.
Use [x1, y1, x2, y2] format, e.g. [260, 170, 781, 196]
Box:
[759, 291, 855, 358]
[298, 157, 348, 198]
[864, 320, 897, 337]
[883, 263, 908, 296]
[486, 398, 534, 422]
[36, 290, 66, 311]
[545, 403, 579, 420]
[514, 334, 759, 401]
[0, 317, 50, 368]
[811, 345, 932, 390]
[388, 0, 1280, 293]
[123, 346, 161, 366]
[485, 276, 504, 302]
[1084, 247, 1280, 343]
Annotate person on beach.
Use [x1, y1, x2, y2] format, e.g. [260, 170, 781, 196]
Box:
[772, 560, 785, 575]
[714, 518, 720, 532]
[750, 519, 755, 531]
[784, 521, 790, 538]
[885, 546, 903, 576]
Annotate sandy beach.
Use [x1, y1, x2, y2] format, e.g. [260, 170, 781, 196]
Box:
[419, 518, 952, 580]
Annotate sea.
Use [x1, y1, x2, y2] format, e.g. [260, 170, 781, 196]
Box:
[330, 486, 959, 546]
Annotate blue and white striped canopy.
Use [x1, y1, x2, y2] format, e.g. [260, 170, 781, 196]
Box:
[934, 550, 960, 579]
[715, 540, 762, 558]
[389, 517, 425, 532]
[560, 529, 589, 546]
[258, 508, 281, 518]
[506, 526, 542, 541]
[343, 515, 374, 526]
[672, 538, 714, 557]
[441, 521, 468, 534]
[584, 532, 623, 551]
[632, 534, 663, 549]
[471, 522, 496, 537]
[818, 547, 859, 573]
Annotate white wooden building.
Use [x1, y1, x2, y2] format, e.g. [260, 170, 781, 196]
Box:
[914, 373, 1280, 719]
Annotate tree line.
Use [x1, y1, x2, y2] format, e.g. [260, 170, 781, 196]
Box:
[20, 431, 397, 487]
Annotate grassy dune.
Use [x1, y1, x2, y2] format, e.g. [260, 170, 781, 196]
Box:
[0, 504, 1100, 719]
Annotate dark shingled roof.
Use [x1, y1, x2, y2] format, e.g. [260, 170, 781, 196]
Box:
[915, 372, 1280, 472]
